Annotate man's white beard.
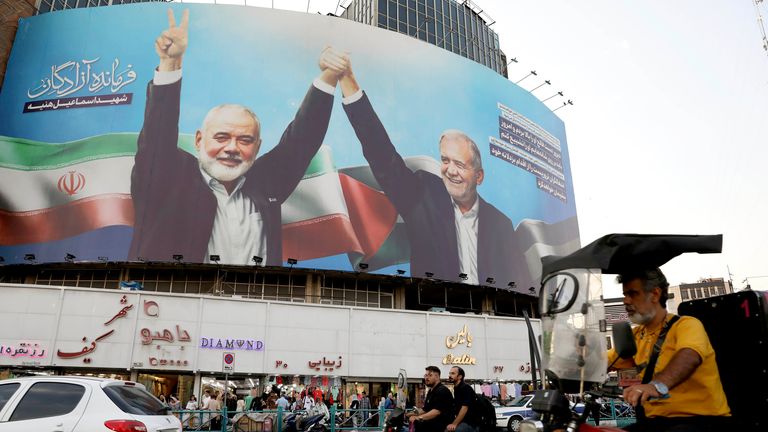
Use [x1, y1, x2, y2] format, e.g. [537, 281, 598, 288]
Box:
[199, 151, 255, 182]
[629, 308, 657, 325]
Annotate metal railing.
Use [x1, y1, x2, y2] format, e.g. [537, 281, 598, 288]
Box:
[585, 400, 636, 428]
[172, 405, 390, 432]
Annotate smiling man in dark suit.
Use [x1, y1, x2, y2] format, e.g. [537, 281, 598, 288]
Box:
[335, 57, 518, 284]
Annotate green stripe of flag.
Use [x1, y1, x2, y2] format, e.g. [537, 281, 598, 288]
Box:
[303, 145, 336, 178]
[0, 133, 197, 170]
[0, 133, 334, 176]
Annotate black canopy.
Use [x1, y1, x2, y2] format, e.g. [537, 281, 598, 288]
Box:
[540, 234, 722, 277]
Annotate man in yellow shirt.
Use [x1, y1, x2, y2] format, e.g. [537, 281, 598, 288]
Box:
[607, 268, 730, 432]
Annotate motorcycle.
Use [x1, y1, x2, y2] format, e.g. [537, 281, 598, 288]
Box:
[515, 233, 743, 432]
[383, 408, 407, 432]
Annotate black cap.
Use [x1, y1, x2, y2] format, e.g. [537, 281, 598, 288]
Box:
[541, 233, 722, 277]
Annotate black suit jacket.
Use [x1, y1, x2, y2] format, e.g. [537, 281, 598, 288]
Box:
[129, 79, 333, 265]
[343, 93, 518, 284]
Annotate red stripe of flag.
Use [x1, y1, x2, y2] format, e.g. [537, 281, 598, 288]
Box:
[0, 194, 134, 245]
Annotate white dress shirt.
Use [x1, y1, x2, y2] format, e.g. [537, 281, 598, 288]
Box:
[454, 198, 479, 285]
[201, 170, 267, 265]
[152, 69, 336, 265]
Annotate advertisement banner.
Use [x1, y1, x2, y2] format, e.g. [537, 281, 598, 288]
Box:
[0, 3, 579, 289]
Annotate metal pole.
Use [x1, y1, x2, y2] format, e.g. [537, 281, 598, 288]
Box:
[330, 405, 336, 432]
[222, 372, 228, 432]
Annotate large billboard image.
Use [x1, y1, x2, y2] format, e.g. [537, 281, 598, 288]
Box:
[0, 3, 579, 289]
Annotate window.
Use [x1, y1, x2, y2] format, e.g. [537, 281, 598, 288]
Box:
[681, 289, 689, 300]
[320, 277, 394, 308]
[9, 382, 85, 421]
[103, 385, 165, 415]
[0, 383, 20, 411]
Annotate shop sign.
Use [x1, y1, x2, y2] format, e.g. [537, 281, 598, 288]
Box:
[446, 325, 473, 348]
[442, 324, 477, 366]
[200, 337, 264, 351]
[56, 294, 134, 364]
[140, 325, 192, 345]
[149, 357, 189, 367]
[308, 355, 342, 372]
[1, 342, 47, 359]
[138, 299, 192, 368]
[442, 353, 476, 365]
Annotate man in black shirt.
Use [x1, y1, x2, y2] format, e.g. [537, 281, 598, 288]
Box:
[408, 366, 454, 432]
[447, 366, 478, 432]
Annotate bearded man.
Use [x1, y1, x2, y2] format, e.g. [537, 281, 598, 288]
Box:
[129, 9, 348, 265]
[607, 267, 731, 432]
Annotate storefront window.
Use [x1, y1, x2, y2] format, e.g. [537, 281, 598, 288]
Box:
[0, 368, 55, 380]
[138, 372, 194, 406]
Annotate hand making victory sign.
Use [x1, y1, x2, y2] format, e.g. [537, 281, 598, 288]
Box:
[156, 8, 189, 72]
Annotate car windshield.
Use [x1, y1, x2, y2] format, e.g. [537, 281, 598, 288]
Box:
[103, 384, 167, 416]
[507, 396, 531, 407]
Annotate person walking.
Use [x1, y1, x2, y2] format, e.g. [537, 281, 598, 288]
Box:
[360, 390, 371, 425]
[183, 394, 199, 429]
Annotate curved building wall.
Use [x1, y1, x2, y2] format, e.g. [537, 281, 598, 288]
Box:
[0, 3, 579, 291]
[0, 283, 540, 381]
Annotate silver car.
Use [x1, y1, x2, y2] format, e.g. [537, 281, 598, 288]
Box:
[0, 376, 182, 432]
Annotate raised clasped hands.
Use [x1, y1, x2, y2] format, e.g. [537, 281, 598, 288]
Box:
[156, 8, 190, 71]
[318, 46, 352, 80]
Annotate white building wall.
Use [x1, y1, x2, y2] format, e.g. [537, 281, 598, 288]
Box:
[0, 284, 541, 381]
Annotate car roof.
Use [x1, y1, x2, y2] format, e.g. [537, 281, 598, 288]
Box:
[1, 375, 129, 385]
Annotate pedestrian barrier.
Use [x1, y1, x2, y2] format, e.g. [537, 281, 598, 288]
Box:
[585, 399, 636, 428]
[172, 405, 390, 432]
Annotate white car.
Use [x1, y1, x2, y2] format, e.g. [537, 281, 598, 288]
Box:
[495, 395, 535, 432]
[0, 376, 182, 432]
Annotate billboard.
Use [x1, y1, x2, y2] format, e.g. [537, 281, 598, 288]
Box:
[0, 3, 579, 290]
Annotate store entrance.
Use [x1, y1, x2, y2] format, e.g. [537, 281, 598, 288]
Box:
[138, 371, 194, 406]
[201, 374, 264, 411]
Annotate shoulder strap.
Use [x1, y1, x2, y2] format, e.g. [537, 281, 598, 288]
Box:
[641, 315, 681, 384]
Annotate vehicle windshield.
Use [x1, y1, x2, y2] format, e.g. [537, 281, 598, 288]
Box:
[103, 384, 167, 416]
[507, 396, 531, 407]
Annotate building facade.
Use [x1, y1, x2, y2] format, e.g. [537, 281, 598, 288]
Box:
[0, 1, 580, 409]
[0, 276, 539, 407]
[667, 277, 733, 314]
[340, 0, 507, 77]
[35, 0, 164, 15]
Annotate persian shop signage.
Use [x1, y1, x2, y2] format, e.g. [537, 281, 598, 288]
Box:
[442, 324, 477, 365]
[200, 337, 264, 351]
